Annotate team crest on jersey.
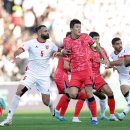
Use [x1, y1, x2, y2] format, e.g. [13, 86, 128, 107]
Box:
[45, 45, 49, 49]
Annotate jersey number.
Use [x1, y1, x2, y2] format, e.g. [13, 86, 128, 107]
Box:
[40, 51, 44, 57]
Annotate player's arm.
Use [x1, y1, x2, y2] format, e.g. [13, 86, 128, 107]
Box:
[63, 60, 70, 71]
[14, 47, 25, 58]
[109, 58, 124, 66]
[92, 43, 110, 66]
[124, 56, 130, 67]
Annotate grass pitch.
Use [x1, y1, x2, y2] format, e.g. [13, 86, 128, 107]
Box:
[0, 110, 129, 130]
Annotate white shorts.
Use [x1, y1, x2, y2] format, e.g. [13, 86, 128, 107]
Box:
[119, 74, 130, 86]
[20, 73, 50, 95]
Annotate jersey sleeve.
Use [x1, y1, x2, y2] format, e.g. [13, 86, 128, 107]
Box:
[83, 33, 94, 46]
[63, 38, 72, 50]
[51, 42, 58, 52]
[22, 41, 30, 51]
[124, 42, 130, 57]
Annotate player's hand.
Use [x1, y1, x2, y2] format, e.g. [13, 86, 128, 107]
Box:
[104, 59, 110, 68]
[97, 59, 106, 64]
[62, 49, 71, 56]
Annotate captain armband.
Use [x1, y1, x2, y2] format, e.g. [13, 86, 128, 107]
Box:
[91, 42, 97, 48]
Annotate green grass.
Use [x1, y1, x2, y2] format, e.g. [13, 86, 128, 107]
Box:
[0, 110, 130, 130]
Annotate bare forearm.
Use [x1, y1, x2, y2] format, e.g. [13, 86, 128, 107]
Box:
[110, 59, 123, 66]
[14, 48, 24, 58]
[96, 44, 107, 60]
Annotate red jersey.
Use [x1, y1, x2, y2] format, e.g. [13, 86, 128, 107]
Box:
[64, 33, 94, 72]
[54, 56, 69, 80]
[88, 47, 108, 76]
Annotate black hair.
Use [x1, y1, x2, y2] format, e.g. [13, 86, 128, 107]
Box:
[89, 32, 100, 38]
[66, 32, 71, 37]
[35, 25, 46, 32]
[70, 19, 81, 28]
[111, 37, 121, 45]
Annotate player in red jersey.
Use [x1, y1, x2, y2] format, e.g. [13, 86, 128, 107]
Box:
[87, 32, 118, 121]
[54, 32, 83, 122]
[63, 19, 109, 125]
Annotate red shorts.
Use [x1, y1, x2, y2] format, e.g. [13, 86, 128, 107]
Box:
[54, 78, 69, 94]
[94, 75, 107, 91]
[69, 69, 93, 89]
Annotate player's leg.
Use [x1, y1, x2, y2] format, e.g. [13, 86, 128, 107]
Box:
[37, 77, 56, 116]
[94, 91, 109, 120]
[101, 84, 118, 121]
[120, 85, 130, 102]
[72, 88, 85, 122]
[0, 84, 29, 126]
[84, 85, 98, 124]
[115, 83, 130, 120]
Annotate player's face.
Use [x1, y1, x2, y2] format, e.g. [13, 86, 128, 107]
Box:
[112, 40, 122, 52]
[39, 27, 49, 40]
[92, 36, 100, 43]
[71, 24, 81, 36]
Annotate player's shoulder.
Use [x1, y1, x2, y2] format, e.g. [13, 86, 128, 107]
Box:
[23, 39, 36, 45]
[64, 35, 71, 41]
[80, 33, 89, 38]
[110, 51, 115, 58]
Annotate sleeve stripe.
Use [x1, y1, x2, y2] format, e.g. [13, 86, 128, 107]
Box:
[20, 47, 25, 52]
[124, 55, 130, 57]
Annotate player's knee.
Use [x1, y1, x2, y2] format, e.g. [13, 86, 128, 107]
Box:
[16, 87, 28, 97]
[69, 92, 77, 99]
[43, 99, 49, 106]
[107, 91, 114, 97]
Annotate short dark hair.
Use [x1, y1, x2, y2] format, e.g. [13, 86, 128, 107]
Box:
[35, 25, 46, 32]
[89, 32, 100, 38]
[70, 19, 81, 28]
[111, 37, 121, 45]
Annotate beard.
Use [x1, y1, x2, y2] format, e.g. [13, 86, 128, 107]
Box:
[41, 34, 49, 40]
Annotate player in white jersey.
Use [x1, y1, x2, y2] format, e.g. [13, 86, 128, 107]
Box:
[123, 42, 130, 67]
[0, 25, 70, 126]
[110, 37, 130, 120]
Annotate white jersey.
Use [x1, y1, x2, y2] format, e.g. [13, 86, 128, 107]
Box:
[22, 38, 58, 77]
[124, 42, 130, 56]
[110, 49, 130, 76]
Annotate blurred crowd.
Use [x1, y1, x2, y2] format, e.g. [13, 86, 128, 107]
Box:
[0, 0, 130, 81]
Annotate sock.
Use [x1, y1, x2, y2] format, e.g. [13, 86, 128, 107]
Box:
[88, 97, 97, 117]
[108, 96, 115, 115]
[56, 95, 69, 111]
[77, 92, 87, 100]
[60, 99, 70, 116]
[48, 100, 54, 107]
[123, 94, 130, 114]
[85, 99, 92, 117]
[7, 95, 20, 119]
[74, 100, 84, 117]
[124, 91, 129, 102]
[99, 99, 106, 118]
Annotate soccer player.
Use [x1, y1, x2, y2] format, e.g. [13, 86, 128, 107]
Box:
[86, 32, 117, 121]
[110, 37, 130, 120]
[54, 32, 83, 122]
[63, 19, 109, 125]
[85, 32, 108, 120]
[0, 98, 6, 116]
[0, 25, 69, 126]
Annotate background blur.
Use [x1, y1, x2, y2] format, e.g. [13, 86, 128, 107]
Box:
[0, 0, 129, 111]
